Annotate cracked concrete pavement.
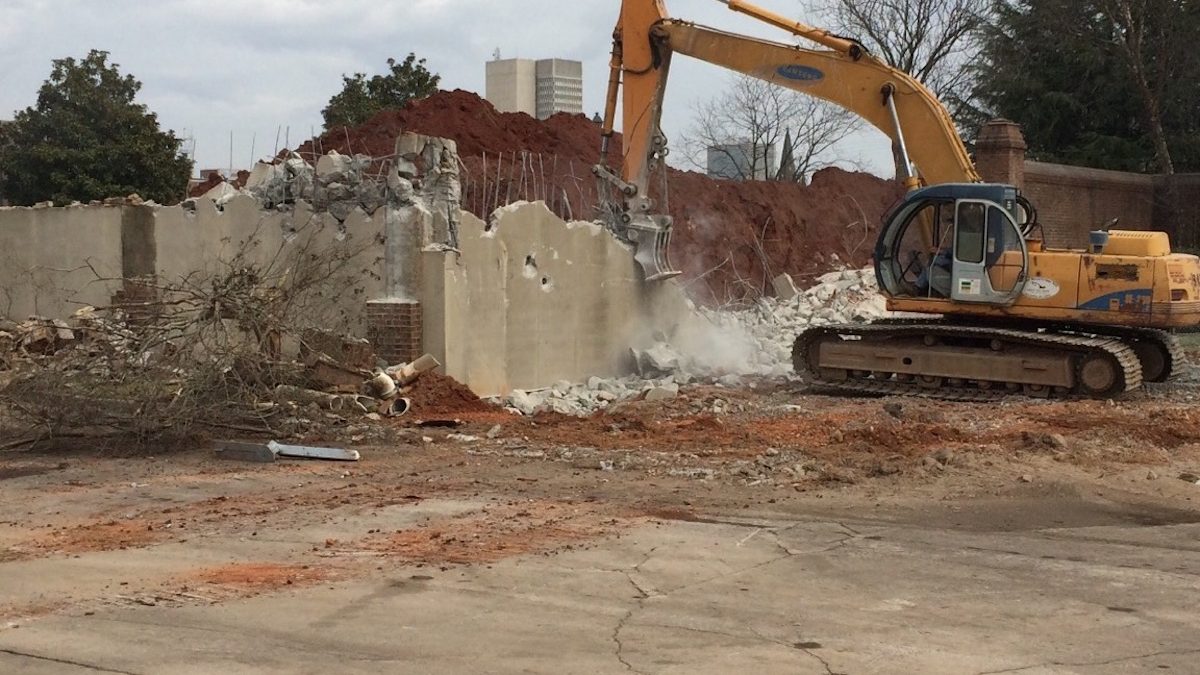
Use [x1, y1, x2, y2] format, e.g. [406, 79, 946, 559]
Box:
[2, 504, 1199, 674]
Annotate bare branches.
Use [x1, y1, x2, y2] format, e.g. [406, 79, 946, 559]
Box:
[680, 75, 861, 183]
[1098, 0, 1180, 174]
[812, 0, 991, 115]
[0, 213, 378, 451]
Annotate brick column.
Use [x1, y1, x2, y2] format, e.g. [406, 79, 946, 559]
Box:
[366, 299, 423, 366]
[975, 119, 1028, 188]
[111, 205, 161, 323]
[110, 277, 161, 324]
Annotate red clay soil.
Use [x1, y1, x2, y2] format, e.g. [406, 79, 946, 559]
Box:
[35, 519, 165, 554]
[190, 562, 332, 589]
[294, 89, 906, 304]
[406, 370, 491, 417]
[363, 500, 630, 565]
[187, 169, 251, 198]
[188, 172, 224, 198]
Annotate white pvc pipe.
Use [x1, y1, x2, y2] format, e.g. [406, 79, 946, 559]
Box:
[384, 397, 412, 417]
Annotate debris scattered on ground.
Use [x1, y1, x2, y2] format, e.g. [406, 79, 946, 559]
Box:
[631, 266, 895, 383]
[0, 293, 481, 449]
[500, 375, 687, 417]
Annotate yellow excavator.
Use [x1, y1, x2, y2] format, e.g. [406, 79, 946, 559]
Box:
[596, 0, 1200, 400]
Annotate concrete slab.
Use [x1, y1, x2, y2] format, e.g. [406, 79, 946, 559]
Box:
[1, 508, 1197, 674]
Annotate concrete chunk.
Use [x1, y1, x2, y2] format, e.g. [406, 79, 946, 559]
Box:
[316, 151, 355, 184]
[508, 389, 542, 415]
[215, 440, 278, 463]
[644, 382, 680, 402]
[772, 273, 799, 301]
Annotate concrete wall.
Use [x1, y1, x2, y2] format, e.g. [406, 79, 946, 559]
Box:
[0, 198, 387, 336]
[0, 134, 697, 396]
[154, 196, 387, 334]
[422, 202, 693, 396]
[0, 194, 689, 395]
[0, 204, 124, 319]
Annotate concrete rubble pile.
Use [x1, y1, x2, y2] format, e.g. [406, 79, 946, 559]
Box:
[502, 375, 684, 417]
[501, 266, 892, 416]
[0, 308, 142, 377]
[190, 135, 461, 248]
[692, 266, 892, 376]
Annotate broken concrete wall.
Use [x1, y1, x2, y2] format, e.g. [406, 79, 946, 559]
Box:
[422, 201, 695, 396]
[156, 196, 387, 334]
[0, 204, 124, 320]
[0, 132, 704, 397]
[0, 198, 389, 338]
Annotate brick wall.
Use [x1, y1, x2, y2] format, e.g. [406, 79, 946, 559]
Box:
[110, 278, 161, 324]
[1157, 174, 1200, 251]
[975, 120, 1200, 250]
[366, 299, 422, 366]
[1023, 162, 1156, 248]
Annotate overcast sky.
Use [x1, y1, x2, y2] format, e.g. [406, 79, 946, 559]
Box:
[0, 0, 892, 177]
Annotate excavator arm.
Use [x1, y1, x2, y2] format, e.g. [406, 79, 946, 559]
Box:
[597, 0, 980, 280]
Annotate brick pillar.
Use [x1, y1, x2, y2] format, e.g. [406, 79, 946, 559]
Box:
[975, 119, 1028, 188]
[112, 205, 161, 323]
[110, 277, 161, 324]
[366, 299, 423, 366]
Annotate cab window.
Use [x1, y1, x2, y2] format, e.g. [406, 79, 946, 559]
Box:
[955, 202, 986, 264]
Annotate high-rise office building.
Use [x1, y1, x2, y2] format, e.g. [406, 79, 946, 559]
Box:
[706, 143, 777, 181]
[486, 57, 583, 120]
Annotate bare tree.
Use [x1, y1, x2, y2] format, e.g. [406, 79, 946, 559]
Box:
[680, 75, 861, 183]
[1098, 0, 1184, 175]
[812, 0, 991, 113]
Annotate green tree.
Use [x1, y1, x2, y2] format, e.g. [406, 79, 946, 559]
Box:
[0, 50, 192, 206]
[322, 54, 441, 129]
[970, 0, 1200, 173]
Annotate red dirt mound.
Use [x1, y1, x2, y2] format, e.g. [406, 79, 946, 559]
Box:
[187, 170, 251, 198]
[296, 89, 905, 304]
[188, 172, 224, 198]
[296, 89, 609, 162]
[407, 371, 490, 417]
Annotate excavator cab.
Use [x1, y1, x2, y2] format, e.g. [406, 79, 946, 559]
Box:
[876, 184, 1028, 306]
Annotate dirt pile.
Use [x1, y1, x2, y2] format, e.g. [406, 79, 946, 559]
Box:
[406, 371, 491, 417]
[295, 89, 606, 161]
[187, 170, 251, 199]
[296, 89, 905, 304]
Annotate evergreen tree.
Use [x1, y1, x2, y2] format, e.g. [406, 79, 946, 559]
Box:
[322, 54, 440, 130]
[971, 0, 1200, 172]
[0, 50, 192, 205]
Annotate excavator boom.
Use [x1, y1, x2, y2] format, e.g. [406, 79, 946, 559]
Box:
[600, 0, 1200, 400]
[598, 0, 979, 279]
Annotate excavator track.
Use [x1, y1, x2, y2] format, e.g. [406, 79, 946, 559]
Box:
[793, 322, 1144, 401]
[1058, 326, 1182, 383]
[879, 319, 1183, 383]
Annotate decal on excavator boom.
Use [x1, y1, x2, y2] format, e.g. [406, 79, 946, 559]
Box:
[776, 64, 823, 82]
